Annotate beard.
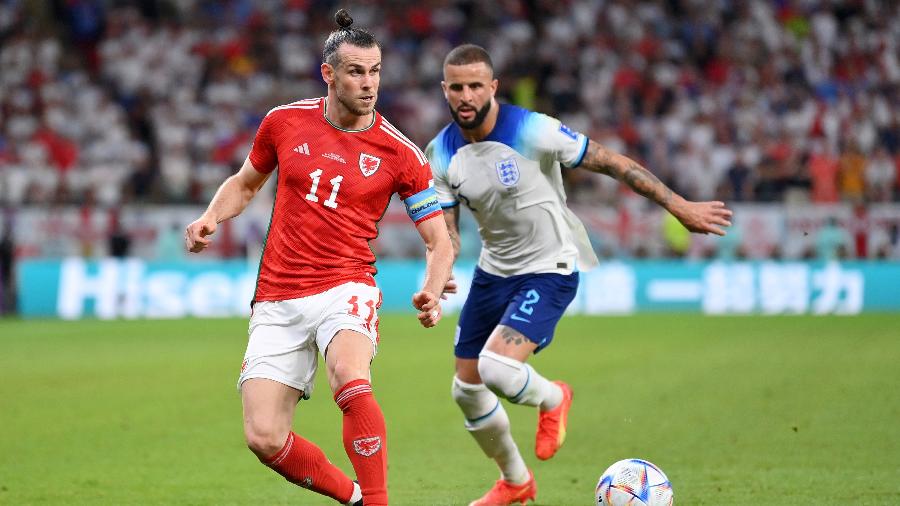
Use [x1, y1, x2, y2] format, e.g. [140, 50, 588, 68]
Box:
[449, 100, 491, 129]
[336, 87, 376, 117]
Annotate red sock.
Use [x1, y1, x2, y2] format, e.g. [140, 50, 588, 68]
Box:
[335, 379, 388, 506]
[263, 432, 355, 503]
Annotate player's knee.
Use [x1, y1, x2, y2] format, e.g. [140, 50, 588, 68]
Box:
[331, 361, 367, 382]
[452, 375, 486, 408]
[455, 358, 481, 384]
[477, 350, 525, 400]
[327, 351, 371, 393]
[451, 375, 506, 430]
[330, 363, 369, 394]
[244, 420, 288, 459]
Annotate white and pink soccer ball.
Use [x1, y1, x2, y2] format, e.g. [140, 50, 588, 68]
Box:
[595, 458, 674, 506]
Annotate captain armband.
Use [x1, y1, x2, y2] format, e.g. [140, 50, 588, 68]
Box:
[404, 187, 442, 224]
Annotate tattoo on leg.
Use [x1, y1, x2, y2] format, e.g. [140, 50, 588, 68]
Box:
[500, 326, 525, 346]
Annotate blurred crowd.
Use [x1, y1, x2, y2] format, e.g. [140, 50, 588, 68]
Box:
[1, 0, 900, 315]
[0, 0, 898, 210]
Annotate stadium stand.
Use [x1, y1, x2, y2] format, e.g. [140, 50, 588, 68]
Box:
[1, 0, 898, 263]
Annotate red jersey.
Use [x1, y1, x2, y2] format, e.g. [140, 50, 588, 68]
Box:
[248, 97, 441, 301]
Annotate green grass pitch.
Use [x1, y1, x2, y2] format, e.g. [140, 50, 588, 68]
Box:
[1, 314, 899, 505]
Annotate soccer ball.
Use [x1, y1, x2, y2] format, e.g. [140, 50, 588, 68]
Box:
[595, 458, 674, 506]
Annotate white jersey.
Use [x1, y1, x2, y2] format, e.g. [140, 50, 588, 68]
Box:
[426, 104, 598, 277]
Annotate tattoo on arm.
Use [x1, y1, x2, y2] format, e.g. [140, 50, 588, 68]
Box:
[582, 141, 617, 173]
[444, 206, 461, 259]
[448, 228, 461, 259]
[621, 162, 674, 207]
[582, 141, 674, 207]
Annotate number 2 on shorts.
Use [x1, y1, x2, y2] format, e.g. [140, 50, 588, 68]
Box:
[518, 289, 540, 315]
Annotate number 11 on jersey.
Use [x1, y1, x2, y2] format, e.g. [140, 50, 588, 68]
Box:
[306, 169, 343, 209]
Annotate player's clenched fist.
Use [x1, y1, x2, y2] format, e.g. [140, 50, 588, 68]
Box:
[185, 216, 217, 253]
[412, 290, 442, 328]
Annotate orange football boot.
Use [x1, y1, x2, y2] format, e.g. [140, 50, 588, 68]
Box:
[535, 381, 573, 460]
[468, 470, 536, 506]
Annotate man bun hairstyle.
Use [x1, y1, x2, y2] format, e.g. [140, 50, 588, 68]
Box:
[335, 8, 353, 29]
[444, 44, 494, 70]
[322, 9, 381, 66]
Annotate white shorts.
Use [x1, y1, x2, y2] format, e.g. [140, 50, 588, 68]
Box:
[237, 282, 382, 399]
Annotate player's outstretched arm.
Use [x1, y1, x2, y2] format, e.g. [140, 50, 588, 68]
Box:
[185, 157, 271, 253]
[579, 140, 733, 235]
[412, 216, 454, 328]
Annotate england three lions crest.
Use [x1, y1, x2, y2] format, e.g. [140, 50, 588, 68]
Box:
[359, 153, 381, 177]
[496, 158, 519, 186]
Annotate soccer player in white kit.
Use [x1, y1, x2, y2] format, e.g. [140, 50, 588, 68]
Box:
[426, 44, 732, 506]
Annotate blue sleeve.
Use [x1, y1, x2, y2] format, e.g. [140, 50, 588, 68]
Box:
[425, 135, 459, 208]
[520, 112, 589, 168]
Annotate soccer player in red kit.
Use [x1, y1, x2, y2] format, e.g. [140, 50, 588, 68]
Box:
[185, 10, 453, 506]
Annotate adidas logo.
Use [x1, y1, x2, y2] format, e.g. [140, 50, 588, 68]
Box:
[293, 143, 310, 155]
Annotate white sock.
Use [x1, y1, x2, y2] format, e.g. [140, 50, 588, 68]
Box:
[345, 481, 362, 505]
[478, 350, 562, 411]
[452, 376, 529, 484]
